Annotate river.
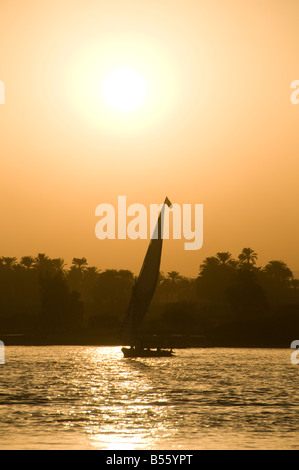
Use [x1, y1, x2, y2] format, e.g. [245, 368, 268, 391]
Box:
[0, 346, 298, 449]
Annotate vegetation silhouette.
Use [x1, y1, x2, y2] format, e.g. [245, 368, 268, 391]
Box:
[0, 249, 298, 347]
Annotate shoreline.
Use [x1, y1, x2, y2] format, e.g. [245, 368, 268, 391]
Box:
[0, 338, 292, 349]
[1, 325, 295, 349]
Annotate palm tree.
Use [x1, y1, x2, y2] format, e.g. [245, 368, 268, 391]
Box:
[238, 248, 258, 266]
[95, 269, 123, 310]
[197, 254, 238, 303]
[216, 252, 233, 265]
[118, 270, 135, 283]
[199, 256, 220, 276]
[33, 253, 54, 275]
[158, 272, 166, 284]
[166, 271, 183, 283]
[1, 257, 17, 269]
[84, 266, 100, 276]
[72, 257, 88, 271]
[159, 271, 184, 301]
[81, 266, 100, 289]
[20, 256, 35, 270]
[264, 260, 293, 283]
[80, 267, 100, 304]
[34, 253, 50, 267]
[51, 258, 66, 272]
[227, 259, 240, 269]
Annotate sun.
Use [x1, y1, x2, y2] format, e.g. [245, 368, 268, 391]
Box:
[64, 35, 181, 134]
[102, 68, 147, 112]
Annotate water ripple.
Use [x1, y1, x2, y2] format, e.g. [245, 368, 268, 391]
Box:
[0, 346, 298, 449]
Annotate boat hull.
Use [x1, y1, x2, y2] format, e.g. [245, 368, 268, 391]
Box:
[121, 347, 174, 358]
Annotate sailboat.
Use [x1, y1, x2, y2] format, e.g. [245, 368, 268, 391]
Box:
[121, 197, 175, 358]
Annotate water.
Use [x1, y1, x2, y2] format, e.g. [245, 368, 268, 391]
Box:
[0, 346, 298, 450]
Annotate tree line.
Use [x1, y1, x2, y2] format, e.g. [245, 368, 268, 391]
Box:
[0, 249, 298, 346]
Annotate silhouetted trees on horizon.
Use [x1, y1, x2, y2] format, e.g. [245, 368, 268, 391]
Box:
[0, 249, 298, 345]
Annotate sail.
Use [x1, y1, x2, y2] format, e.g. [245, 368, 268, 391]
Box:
[121, 197, 172, 345]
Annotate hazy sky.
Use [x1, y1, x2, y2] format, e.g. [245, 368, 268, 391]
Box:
[1, 0, 299, 277]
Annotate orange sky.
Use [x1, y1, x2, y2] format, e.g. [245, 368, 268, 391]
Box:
[1, 0, 299, 277]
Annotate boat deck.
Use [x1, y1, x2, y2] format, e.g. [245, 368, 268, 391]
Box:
[121, 347, 174, 358]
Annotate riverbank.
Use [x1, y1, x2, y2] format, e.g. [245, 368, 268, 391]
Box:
[0, 331, 293, 349]
[1, 310, 298, 349]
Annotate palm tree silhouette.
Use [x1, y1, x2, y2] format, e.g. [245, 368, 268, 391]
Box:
[159, 271, 184, 301]
[264, 260, 293, 283]
[166, 271, 183, 283]
[238, 248, 258, 266]
[51, 258, 66, 272]
[199, 256, 220, 275]
[84, 266, 99, 276]
[1, 257, 17, 270]
[34, 253, 52, 272]
[72, 257, 88, 271]
[216, 252, 233, 265]
[20, 256, 35, 270]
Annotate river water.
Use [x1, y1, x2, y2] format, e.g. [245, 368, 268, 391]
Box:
[0, 346, 298, 450]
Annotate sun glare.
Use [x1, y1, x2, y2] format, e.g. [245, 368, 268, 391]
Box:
[102, 68, 147, 112]
[64, 34, 182, 135]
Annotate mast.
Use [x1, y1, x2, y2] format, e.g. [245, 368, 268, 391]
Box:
[121, 197, 172, 346]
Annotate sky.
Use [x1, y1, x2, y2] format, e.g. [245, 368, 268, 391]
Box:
[0, 0, 299, 277]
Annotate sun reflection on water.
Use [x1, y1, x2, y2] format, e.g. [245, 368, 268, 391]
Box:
[56, 346, 175, 449]
[1, 346, 299, 449]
